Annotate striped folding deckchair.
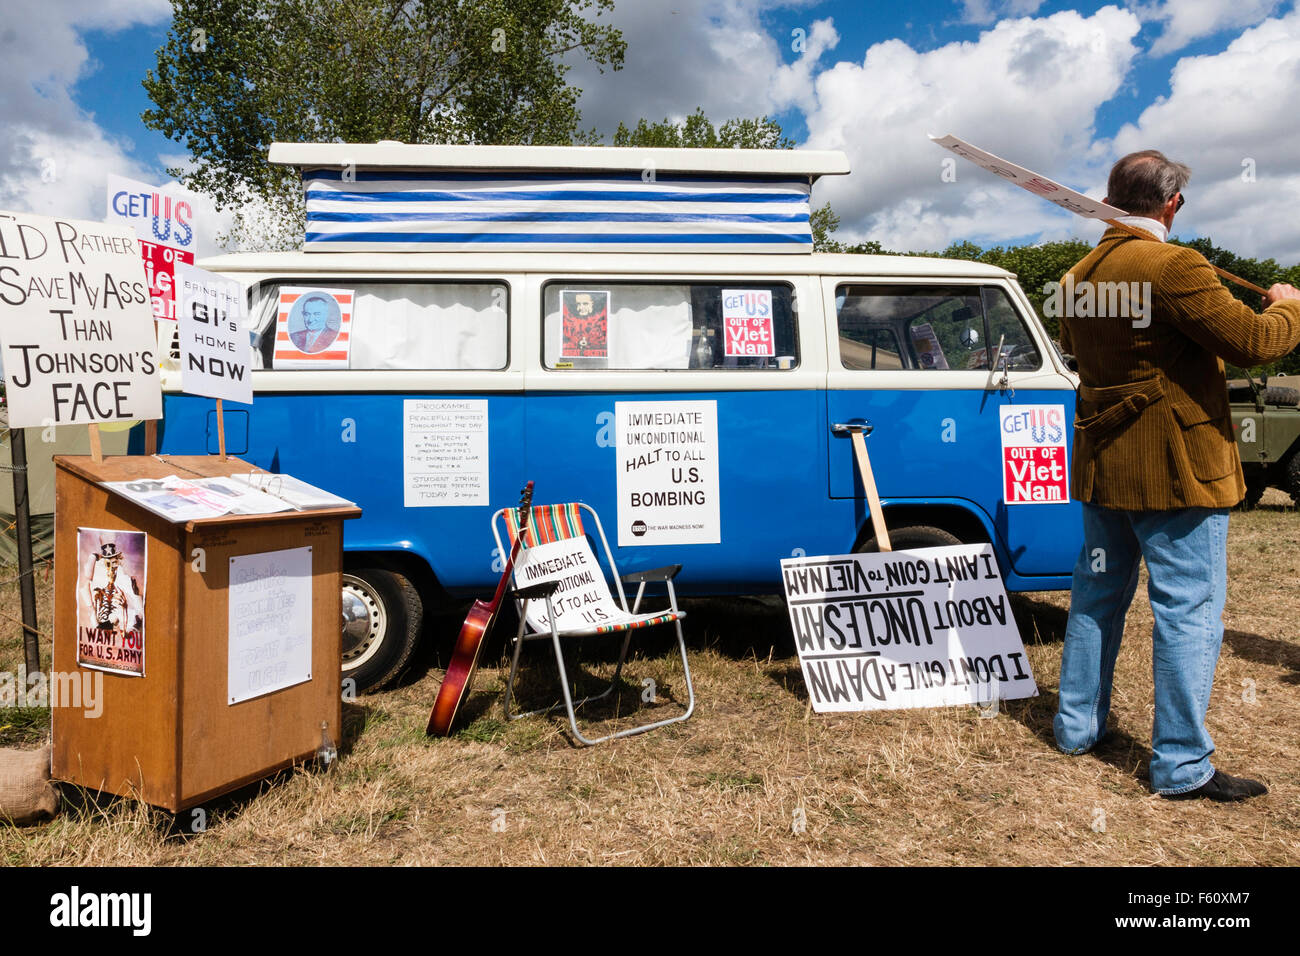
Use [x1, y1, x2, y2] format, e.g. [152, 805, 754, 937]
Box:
[492, 501, 695, 746]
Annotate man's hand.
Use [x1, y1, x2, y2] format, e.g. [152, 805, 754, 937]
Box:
[1264, 283, 1300, 306]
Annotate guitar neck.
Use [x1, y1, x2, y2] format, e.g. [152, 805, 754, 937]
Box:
[487, 497, 534, 610]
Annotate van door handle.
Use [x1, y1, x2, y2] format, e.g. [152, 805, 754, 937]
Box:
[831, 420, 873, 436]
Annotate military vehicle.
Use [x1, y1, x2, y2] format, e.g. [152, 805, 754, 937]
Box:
[1230, 375, 1300, 507]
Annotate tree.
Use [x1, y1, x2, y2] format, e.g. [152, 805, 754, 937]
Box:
[142, 0, 625, 247]
[612, 108, 794, 150]
[613, 108, 841, 251]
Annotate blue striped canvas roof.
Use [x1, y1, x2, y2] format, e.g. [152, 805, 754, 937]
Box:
[301, 168, 814, 254]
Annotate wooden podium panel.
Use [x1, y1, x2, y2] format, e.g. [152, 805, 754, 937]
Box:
[52, 455, 359, 811]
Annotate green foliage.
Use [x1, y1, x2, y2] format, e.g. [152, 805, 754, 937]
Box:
[809, 203, 841, 252]
[612, 107, 793, 150]
[142, 0, 626, 210]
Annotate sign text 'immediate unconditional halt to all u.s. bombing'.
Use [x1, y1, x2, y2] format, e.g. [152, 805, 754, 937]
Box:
[780, 544, 1037, 712]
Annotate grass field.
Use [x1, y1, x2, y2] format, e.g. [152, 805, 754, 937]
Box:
[2, 492, 1298, 866]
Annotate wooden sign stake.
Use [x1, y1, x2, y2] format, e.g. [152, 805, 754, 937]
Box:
[837, 422, 891, 552]
[216, 398, 227, 460]
[88, 423, 103, 464]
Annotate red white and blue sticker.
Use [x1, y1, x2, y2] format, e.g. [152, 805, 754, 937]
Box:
[1000, 405, 1069, 504]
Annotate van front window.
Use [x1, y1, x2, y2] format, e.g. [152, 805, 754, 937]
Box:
[836, 284, 1041, 372]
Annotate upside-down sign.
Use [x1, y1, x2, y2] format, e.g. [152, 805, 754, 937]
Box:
[1000, 405, 1069, 504]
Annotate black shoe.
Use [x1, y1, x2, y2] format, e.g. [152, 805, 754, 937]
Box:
[1163, 770, 1268, 802]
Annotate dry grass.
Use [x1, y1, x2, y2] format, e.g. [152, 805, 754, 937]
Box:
[3, 492, 1299, 865]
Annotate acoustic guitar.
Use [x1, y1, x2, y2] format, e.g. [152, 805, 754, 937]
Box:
[426, 481, 534, 736]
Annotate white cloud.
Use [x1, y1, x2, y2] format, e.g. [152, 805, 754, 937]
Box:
[801, 6, 1142, 252]
[1138, 0, 1282, 57]
[0, 0, 230, 257]
[567, 0, 829, 134]
[1108, 7, 1300, 262]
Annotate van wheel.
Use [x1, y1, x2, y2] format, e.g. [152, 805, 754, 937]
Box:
[341, 569, 422, 693]
[856, 523, 963, 553]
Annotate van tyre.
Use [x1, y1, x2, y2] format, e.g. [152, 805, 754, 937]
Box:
[341, 569, 423, 693]
[856, 523, 963, 553]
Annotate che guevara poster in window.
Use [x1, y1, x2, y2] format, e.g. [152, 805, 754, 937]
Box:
[76, 528, 147, 677]
[561, 290, 609, 358]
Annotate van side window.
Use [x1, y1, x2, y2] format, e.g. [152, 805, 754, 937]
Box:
[836, 285, 1041, 371]
[249, 281, 508, 370]
[542, 282, 797, 370]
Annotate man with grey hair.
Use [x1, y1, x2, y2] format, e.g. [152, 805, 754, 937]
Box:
[1053, 149, 1300, 801]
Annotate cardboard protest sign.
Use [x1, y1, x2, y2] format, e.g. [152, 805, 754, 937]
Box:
[0, 210, 162, 428]
[106, 174, 197, 321]
[722, 289, 774, 357]
[77, 528, 146, 677]
[1000, 405, 1069, 504]
[616, 399, 721, 547]
[781, 544, 1037, 712]
[176, 263, 252, 404]
[561, 289, 609, 358]
[930, 134, 1126, 220]
[273, 286, 353, 368]
[513, 537, 623, 631]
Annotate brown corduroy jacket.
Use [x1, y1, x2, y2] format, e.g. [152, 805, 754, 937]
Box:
[1059, 226, 1300, 510]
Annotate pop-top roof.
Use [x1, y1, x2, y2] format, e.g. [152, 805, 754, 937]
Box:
[269, 141, 849, 255]
[268, 142, 850, 178]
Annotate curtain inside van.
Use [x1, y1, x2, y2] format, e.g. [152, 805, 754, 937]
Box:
[251, 281, 508, 370]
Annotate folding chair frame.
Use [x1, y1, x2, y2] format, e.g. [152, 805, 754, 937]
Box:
[492, 502, 695, 746]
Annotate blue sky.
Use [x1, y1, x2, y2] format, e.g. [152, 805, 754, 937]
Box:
[5, 0, 1299, 261]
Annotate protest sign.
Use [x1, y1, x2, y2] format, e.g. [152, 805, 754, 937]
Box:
[929, 134, 1126, 219]
[722, 289, 774, 357]
[931, 134, 1267, 296]
[781, 544, 1037, 712]
[999, 405, 1069, 504]
[76, 528, 147, 677]
[176, 263, 252, 404]
[228, 546, 312, 704]
[106, 174, 197, 321]
[403, 399, 489, 506]
[273, 286, 353, 368]
[513, 536, 623, 632]
[616, 399, 720, 547]
[106, 173, 197, 249]
[0, 210, 161, 429]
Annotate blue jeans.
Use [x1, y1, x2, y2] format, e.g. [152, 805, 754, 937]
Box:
[1053, 503, 1229, 794]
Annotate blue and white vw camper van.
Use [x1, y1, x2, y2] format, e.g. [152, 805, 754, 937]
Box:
[157, 142, 1082, 691]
